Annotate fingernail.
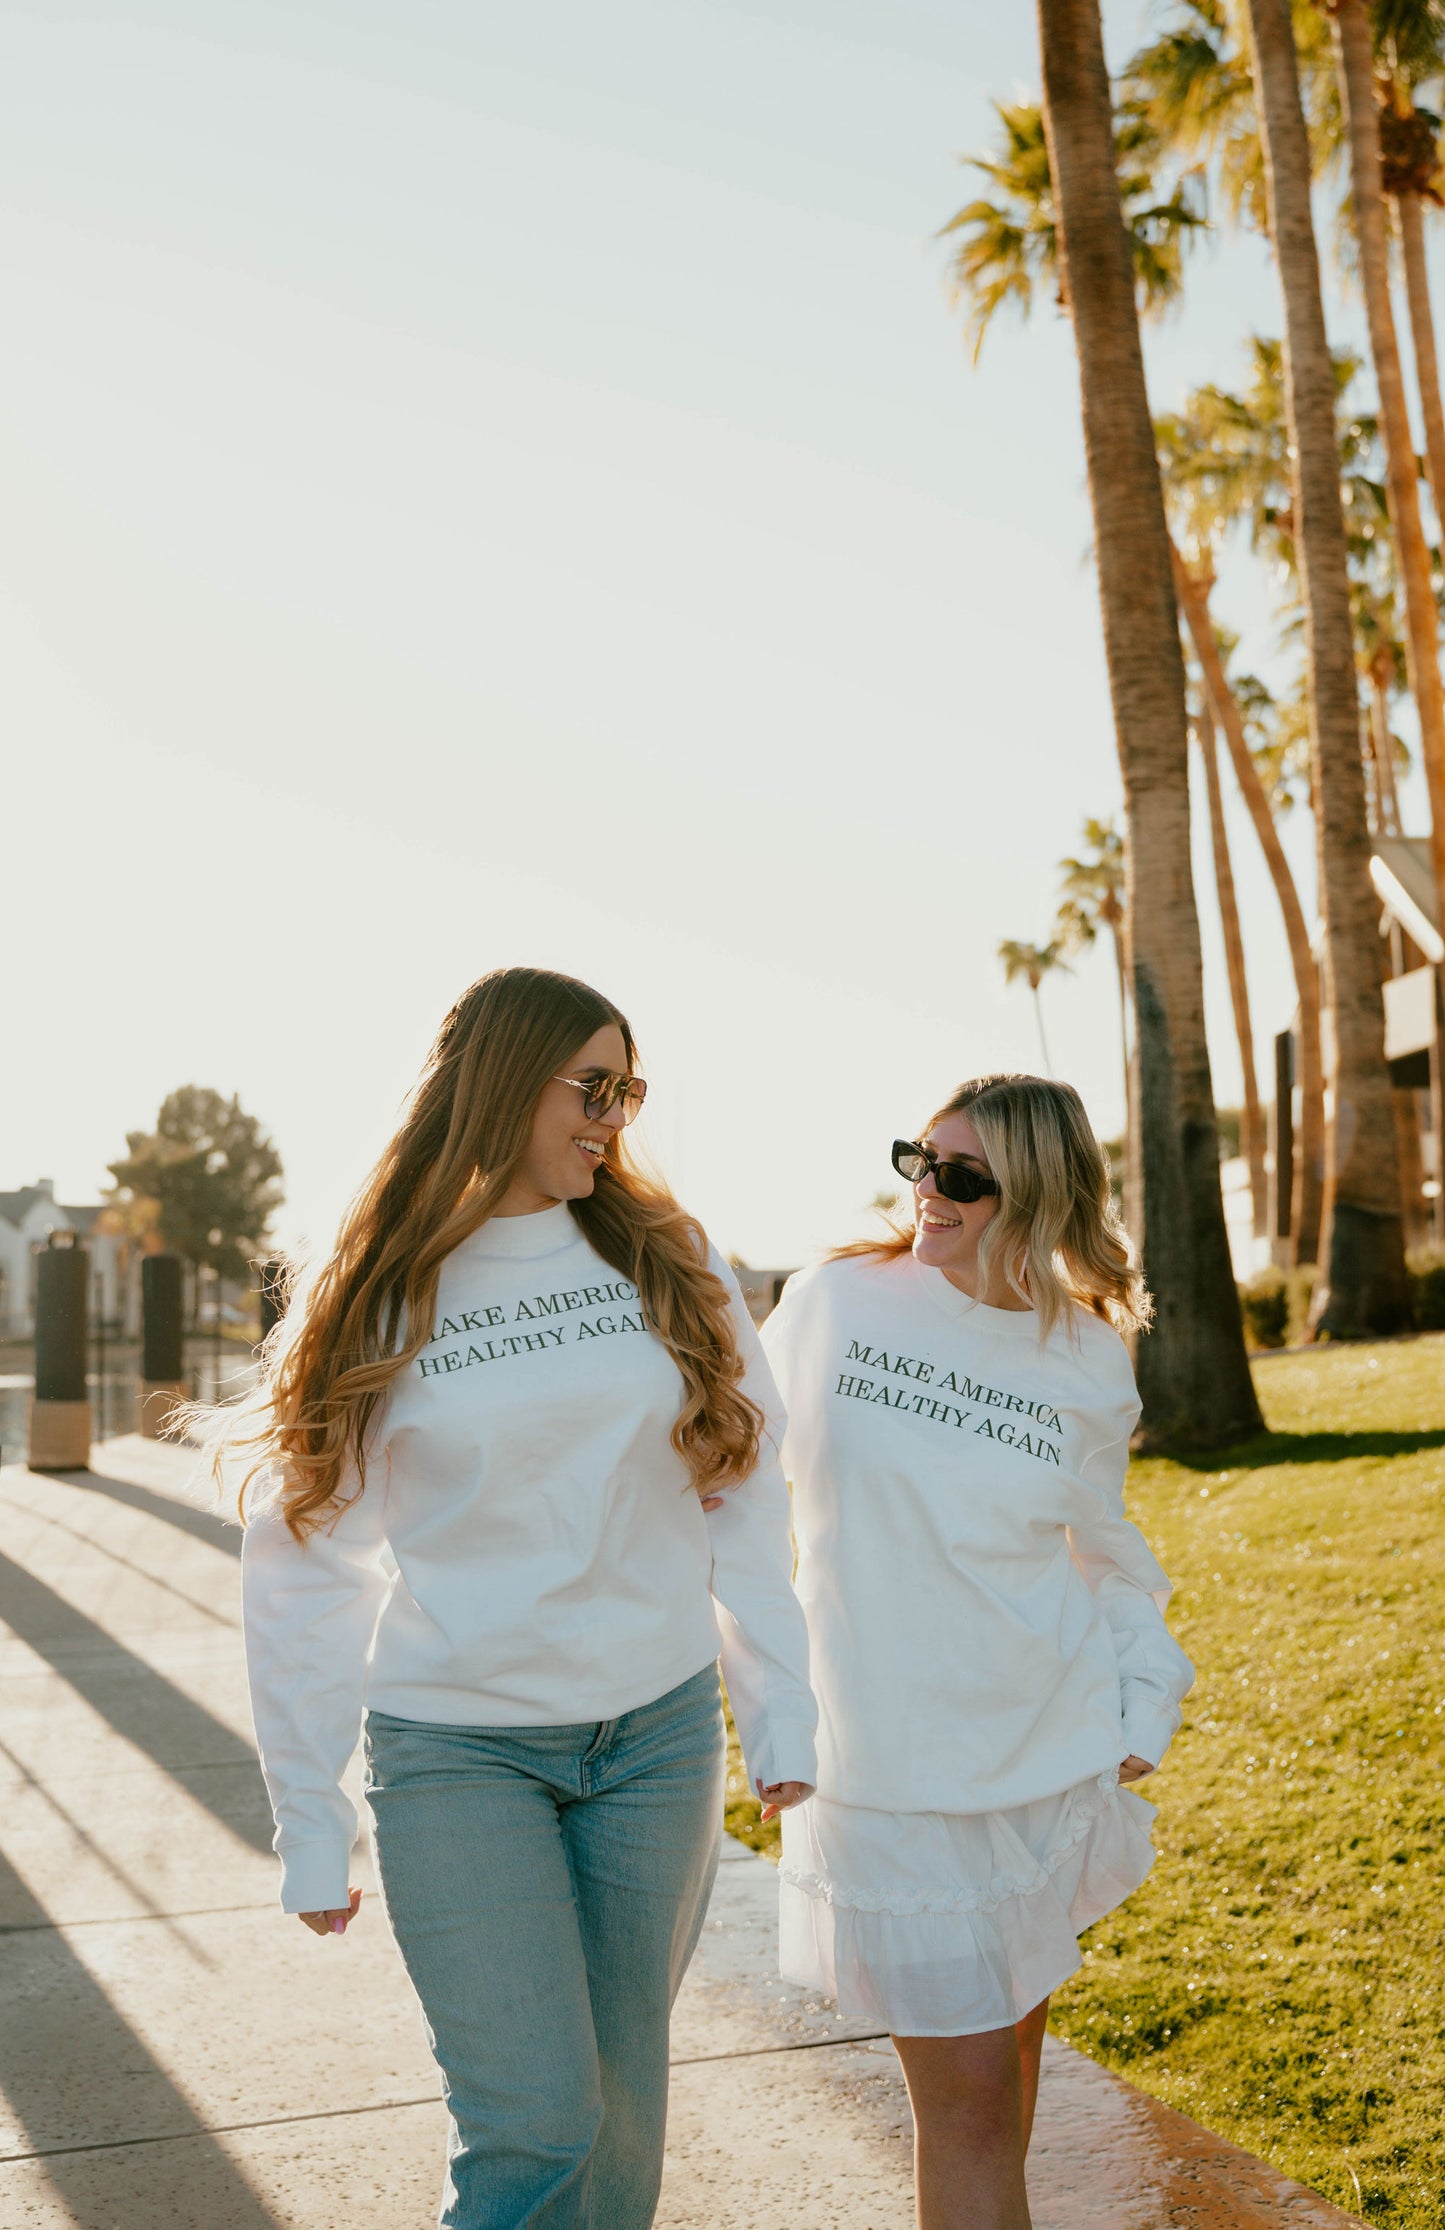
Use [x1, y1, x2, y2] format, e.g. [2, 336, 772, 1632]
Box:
[331, 1917, 345, 1934]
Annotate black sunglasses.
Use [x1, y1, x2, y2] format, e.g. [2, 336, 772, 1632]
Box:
[891, 1138, 1000, 1205]
[553, 1070, 648, 1125]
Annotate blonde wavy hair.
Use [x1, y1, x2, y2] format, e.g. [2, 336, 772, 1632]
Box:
[228, 967, 763, 1538]
[837, 1073, 1150, 1341]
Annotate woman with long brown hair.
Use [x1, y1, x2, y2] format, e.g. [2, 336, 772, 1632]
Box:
[237, 966, 815, 2229]
[761, 1074, 1192, 2230]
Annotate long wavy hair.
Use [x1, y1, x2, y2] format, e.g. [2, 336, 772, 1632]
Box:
[229, 967, 763, 1537]
[837, 1072, 1150, 1341]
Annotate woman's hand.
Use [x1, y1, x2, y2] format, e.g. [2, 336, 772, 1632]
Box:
[298, 1887, 363, 1937]
[1118, 1755, 1155, 1785]
[758, 1779, 809, 1823]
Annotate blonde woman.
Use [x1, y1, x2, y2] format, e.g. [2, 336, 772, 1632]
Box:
[761, 1075, 1192, 2230]
[237, 968, 815, 2230]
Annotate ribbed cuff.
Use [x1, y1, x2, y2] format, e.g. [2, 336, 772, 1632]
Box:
[745, 1722, 818, 1798]
[277, 1838, 353, 1915]
[1121, 1699, 1179, 1774]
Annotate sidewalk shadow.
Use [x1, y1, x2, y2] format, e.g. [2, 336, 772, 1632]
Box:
[0, 1550, 272, 1854]
[1170, 1427, 1445, 1472]
[50, 1463, 242, 1558]
[0, 1849, 280, 2225]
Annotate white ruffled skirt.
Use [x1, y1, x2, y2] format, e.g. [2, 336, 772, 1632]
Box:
[778, 1768, 1156, 2037]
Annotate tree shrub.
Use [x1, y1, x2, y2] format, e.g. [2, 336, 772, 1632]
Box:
[1240, 1268, 1289, 1349]
[1407, 1249, 1445, 1331]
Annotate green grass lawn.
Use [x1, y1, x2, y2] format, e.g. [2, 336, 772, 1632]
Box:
[1056, 1335, 1445, 2226]
[726, 1335, 1445, 2224]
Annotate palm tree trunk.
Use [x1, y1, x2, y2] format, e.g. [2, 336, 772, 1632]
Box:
[1032, 986, 1053, 1073]
[1171, 548, 1325, 1262]
[1368, 669, 1402, 834]
[1197, 696, 1268, 1241]
[1037, 0, 1261, 1445]
[1333, 0, 1445, 940]
[1109, 922, 1130, 1109]
[1394, 187, 1445, 536]
[1243, 0, 1412, 1337]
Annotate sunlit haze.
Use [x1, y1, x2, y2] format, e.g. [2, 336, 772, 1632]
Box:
[6, 0, 1430, 1267]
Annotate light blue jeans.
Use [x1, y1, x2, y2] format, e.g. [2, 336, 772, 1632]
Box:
[364, 1663, 725, 2229]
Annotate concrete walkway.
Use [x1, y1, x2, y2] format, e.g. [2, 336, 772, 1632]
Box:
[0, 1436, 1362, 2228]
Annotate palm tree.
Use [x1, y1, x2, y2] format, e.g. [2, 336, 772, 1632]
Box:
[1128, 0, 1444, 893]
[1056, 817, 1130, 1090]
[1154, 370, 1327, 1262]
[1330, 0, 1445, 941]
[940, 97, 1205, 356]
[1374, 7, 1445, 533]
[1354, 584, 1409, 832]
[1056, 818, 1143, 1238]
[1194, 693, 1269, 1239]
[1240, 0, 1412, 1335]
[997, 938, 1071, 1071]
[1035, 0, 1262, 1444]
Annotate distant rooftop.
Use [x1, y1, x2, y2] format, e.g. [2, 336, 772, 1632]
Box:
[0, 1182, 106, 1235]
[1371, 837, 1442, 963]
[0, 1184, 57, 1231]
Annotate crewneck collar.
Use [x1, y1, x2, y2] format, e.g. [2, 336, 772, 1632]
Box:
[471, 1201, 583, 1260]
[911, 1254, 1041, 1334]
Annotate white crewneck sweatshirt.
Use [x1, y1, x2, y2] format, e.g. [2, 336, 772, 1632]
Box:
[761, 1249, 1192, 1816]
[241, 1203, 817, 1912]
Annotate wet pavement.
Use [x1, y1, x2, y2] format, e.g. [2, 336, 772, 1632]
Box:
[0, 1435, 1363, 2227]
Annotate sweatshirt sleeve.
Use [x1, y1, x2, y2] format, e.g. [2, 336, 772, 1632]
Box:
[1068, 1358, 1195, 1773]
[240, 1448, 392, 1914]
[704, 1254, 818, 1795]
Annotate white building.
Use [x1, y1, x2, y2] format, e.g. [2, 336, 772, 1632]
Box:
[0, 1181, 136, 1338]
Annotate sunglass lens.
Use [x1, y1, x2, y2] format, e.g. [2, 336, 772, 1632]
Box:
[936, 1163, 995, 1204]
[891, 1140, 928, 1183]
[584, 1076, 647, 1124]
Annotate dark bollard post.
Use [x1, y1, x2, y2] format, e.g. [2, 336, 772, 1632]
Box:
[138, 1253, 186, 1440]
[257, 1257, 288, 1346]
[29, 1233, 92, 1472]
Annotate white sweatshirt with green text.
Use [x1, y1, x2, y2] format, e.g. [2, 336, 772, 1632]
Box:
[761, 1249, 1192, 1816]
[242, 1203, 817, 1912]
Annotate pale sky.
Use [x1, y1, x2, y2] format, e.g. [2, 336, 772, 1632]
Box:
[4, 0, 1434, 1267]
